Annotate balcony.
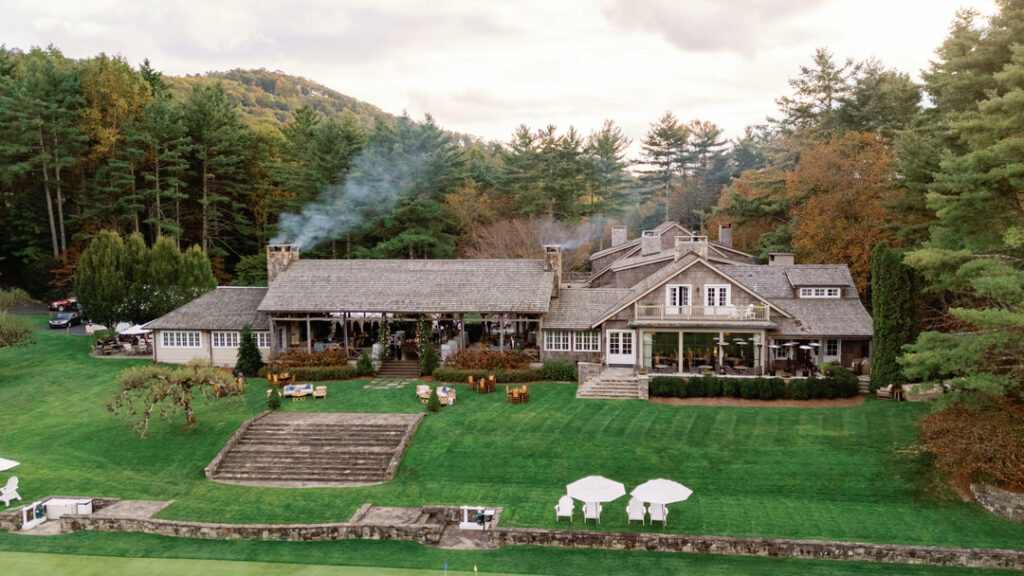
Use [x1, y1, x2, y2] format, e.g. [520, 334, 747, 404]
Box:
[634, 303, 770, 323]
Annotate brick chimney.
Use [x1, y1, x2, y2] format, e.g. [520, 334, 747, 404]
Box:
[543, 245, 562, 299]
[718, 223, 733, 248]
[640, 230, 660, 256]
[611, 225, 628, 247]
[267, 244, 300, 283]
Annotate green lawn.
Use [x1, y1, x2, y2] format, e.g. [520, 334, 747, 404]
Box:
[0, 325, 1021, 559]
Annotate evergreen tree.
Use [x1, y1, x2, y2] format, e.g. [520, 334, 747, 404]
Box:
[585, 119, 632, 216]
[870, 243, 918, 390]
[639, 112, 688, 221]
[235, 324, 264, 376]
[179, 244, 217, 300]
[148, 235, 185, 317]
[122, 232, 150, 324]
[75, 230, 127, 329]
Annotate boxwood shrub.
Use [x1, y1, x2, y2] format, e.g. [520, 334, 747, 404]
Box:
[540, 359, 578, 382]
[648, 374, 852, 401]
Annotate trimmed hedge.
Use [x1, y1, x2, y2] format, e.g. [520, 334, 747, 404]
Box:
[258, 365, 360, 382]
[649, 374, 856, 400]
[540, 359, 577, 382]
[434, 367, 544, 383]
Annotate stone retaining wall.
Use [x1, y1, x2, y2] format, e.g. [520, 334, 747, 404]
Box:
[486, 528, 1024, 570]
[972, 483, 1024, 524]
[0, 495, 121, 532]
[577, 362, 601, 386]
[60, 515, 445, 545]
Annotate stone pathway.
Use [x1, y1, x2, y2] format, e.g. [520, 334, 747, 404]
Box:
[363, 378, 414, 389]
[92, 500, 173, 519]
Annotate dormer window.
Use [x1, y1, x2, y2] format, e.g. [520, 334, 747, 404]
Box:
[799, 287, 841, 298]
[705, 285, 731, 306]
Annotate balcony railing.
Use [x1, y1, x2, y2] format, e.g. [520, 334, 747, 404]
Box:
[634, 303, 770, 322]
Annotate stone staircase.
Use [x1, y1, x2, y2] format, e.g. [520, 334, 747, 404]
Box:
[208, 412, 423, 487]
[376, 359, 421, 379]
[858, 375, 871, 395]
[577, 368, 644, 399]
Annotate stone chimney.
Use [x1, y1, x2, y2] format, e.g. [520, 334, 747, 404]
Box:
[267, 244, 300, 283]
[611, 225, 628, 247]
[543, 245, 562, 299]
[640, 230, 660, 256]
[718, 223, 733, 248]
[674, 235, 708, 260]
[769, 252, 795, 266]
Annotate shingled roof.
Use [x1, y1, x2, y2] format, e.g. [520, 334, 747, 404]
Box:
[258, 259, 554, 314]
[545, 287, 633, 330]
[146, 287, 270, 331]
[719, 264, 871, 337]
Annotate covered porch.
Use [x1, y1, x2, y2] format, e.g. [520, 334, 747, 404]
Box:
[639, 329, 770, 376]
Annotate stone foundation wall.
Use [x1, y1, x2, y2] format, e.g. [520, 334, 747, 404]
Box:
[61, 516, 445, 545]
[972, 483, 1024, 524]
[486, 528, 1024, 570]
[577, 362, 601, 386]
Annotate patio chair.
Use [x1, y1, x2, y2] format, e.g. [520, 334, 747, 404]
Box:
[583, 502, 602, 524]
[416, 384, 432, 403]
[626, 497, 647, 525]
[876, 384, 895, 399]
[555, 495, 574, 522]
[313, 386, 327, 399]
[649, 502, 668, 527]
[1, 476, 21, 507]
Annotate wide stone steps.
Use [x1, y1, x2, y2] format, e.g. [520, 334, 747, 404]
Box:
[208, 413, 424, 486]
[577, 379, 642, 399]
[376, 360, 420, 378]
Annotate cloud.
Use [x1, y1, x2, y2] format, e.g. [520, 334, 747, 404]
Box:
[597, 0, 831, 55]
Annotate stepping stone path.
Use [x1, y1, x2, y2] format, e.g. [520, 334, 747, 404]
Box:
[207, 412, 424, 487]
[363, 378, 414, 390]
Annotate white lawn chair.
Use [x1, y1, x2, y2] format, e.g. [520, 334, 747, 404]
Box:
[1, 476, 21, 507]
[583, 502, 602, 524]
[649, 502, 668, 526]
[555, 495, 574, 522]
[626, 497, 647, 525]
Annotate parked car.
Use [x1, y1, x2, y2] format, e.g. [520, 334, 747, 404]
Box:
[49, 309, 83, 329]
[49, 296, 79, 311]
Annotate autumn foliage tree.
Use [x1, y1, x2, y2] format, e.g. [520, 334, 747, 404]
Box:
[789, 133, 894, 295]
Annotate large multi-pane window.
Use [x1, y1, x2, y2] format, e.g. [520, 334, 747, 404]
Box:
[255, 332, 271, 349]
[544, 331, 570, 351]
[212, 331, 239, 348]
[799, 287, 840, 298]
[573, 331, 600, 352]
[666, 285, 691, 307]
[161, 331, 201, 348]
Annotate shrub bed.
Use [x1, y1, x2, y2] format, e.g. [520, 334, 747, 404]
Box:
[268, 348, 349, 370]
[434, 367, 544, 383]
[452, 349, 531, 370]
[649, 374, 856, 400]
[540, 359, 577, 382]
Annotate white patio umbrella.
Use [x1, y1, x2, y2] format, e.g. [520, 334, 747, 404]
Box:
[0, 457, 19, 472]
[566, 475, 626, 503]
[120, 324, 151, 336]
[631, 478, 693, 504]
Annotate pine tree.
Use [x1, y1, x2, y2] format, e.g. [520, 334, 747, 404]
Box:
[179, 244, 217, 300]
[235, 324, 264, 377]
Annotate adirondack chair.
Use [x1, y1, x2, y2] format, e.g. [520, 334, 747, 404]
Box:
[876, 384, 895, 399]
[649, 502, 668, 527]
[583, 502, 602, 524]
[626, 497, 647, 525]
[1, 476, 21, 507]
[555, 495, 574, 522]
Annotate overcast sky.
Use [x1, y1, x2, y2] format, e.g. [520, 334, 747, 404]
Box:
[0, 0, 998, 151]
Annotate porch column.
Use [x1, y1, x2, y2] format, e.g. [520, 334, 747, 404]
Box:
[306, 317, 312, 353]
[499, 313, 505, 350]
[459, 313, 466, 350]
[342, 313, 349, 352]
[269, 317, 276, 355]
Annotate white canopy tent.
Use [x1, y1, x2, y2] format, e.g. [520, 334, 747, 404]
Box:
[120, 324, 151, 336]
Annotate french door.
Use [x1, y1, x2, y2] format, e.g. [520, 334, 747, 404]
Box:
[606, 330, 635, 365]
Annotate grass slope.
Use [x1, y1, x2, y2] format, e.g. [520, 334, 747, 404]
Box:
[0, 326, 1021, 554]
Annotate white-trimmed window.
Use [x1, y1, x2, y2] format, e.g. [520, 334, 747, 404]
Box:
[212, 331, 239, 348]
[544, 330, 570, 351]
[705, 285, 731, 307]
[825, 339, 839, 357]
[666, 284, 691, 307]
[799, 287, 841, 298]
[255, 331, 271, 349]
[773, 346, 790, 359]
[573, 331, 600, 352]
[161, 331, 201, 348]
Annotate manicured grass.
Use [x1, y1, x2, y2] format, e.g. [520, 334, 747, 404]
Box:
[0, 326, 1022, 555]
[0, 533, 1014, 576]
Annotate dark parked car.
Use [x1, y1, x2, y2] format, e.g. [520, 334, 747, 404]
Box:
[49, 310, 83, 329]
